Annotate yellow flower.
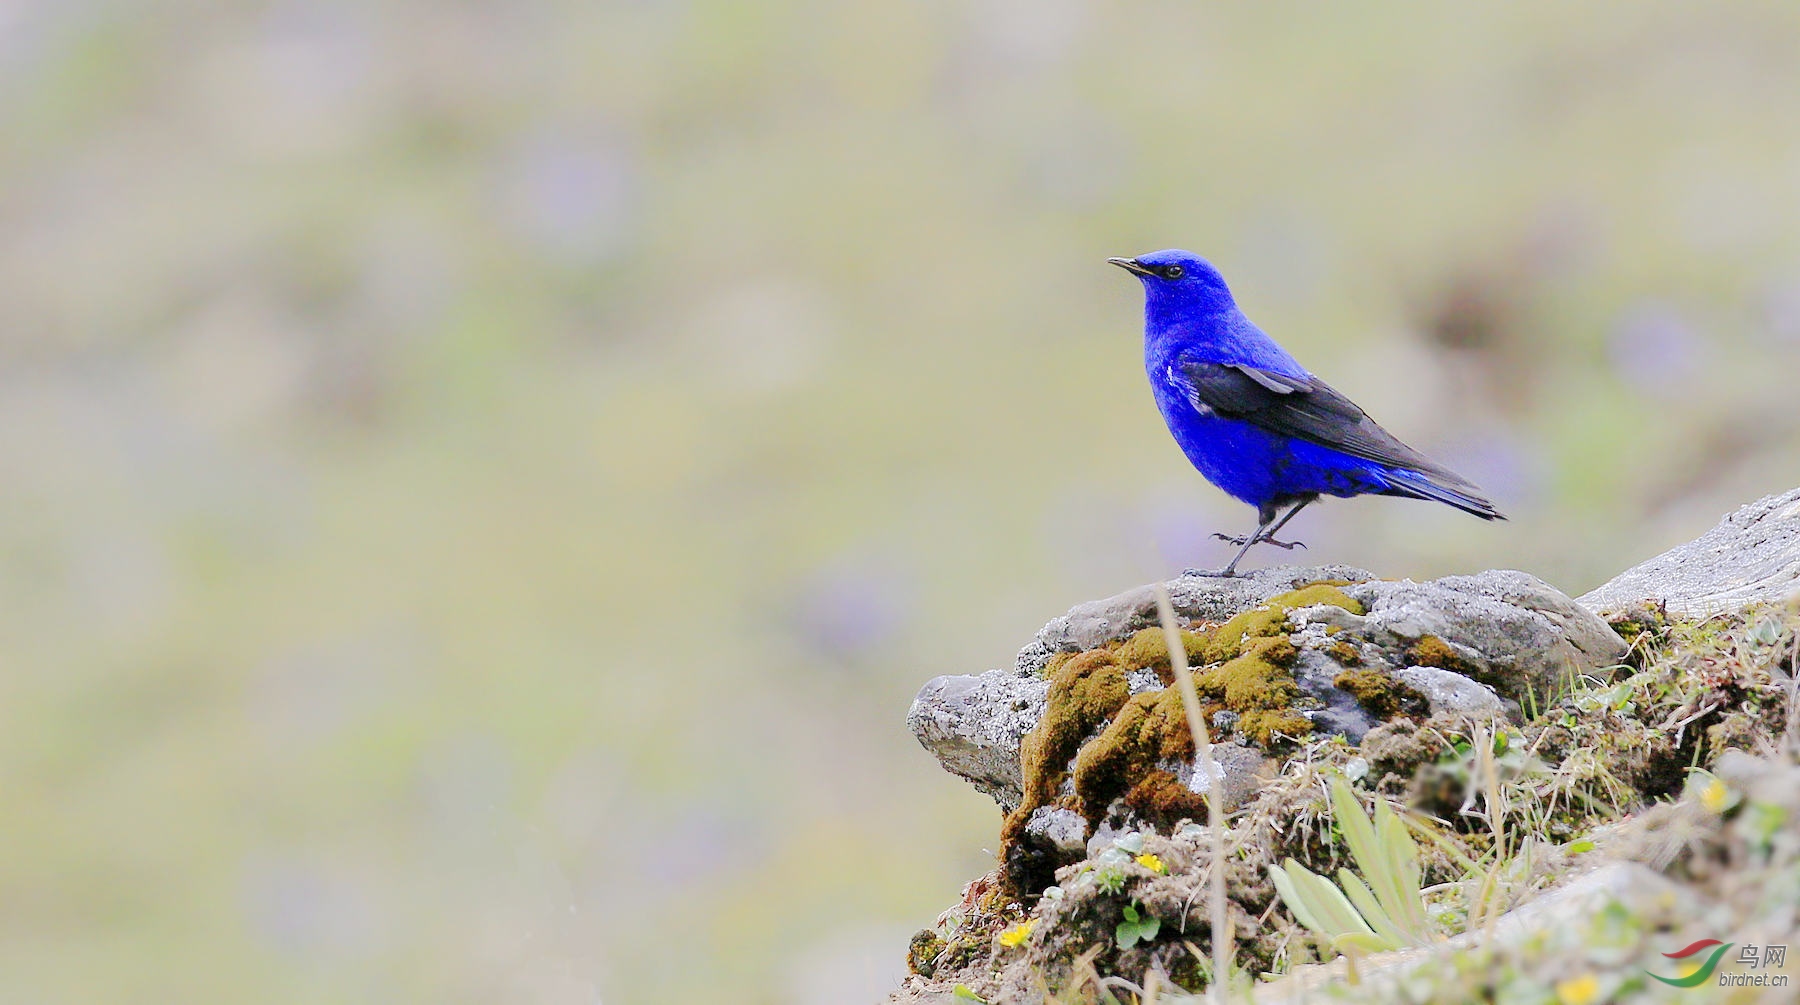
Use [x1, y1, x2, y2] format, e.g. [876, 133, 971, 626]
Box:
[1700, 777, 1731, 814]
[998, 919, 1036, 948]
[1555, 973, 1600, 1005]
[1135, 853, 1167, 875]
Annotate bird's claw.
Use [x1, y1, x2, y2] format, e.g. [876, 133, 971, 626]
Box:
[1183, 567, 1240, 578]
[1209, 532, 1308, 551]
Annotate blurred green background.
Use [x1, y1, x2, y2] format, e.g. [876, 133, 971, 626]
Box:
[4, 2, 1800, 1002]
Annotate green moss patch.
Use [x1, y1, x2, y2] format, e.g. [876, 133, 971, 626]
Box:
[1605, 601, 1671, 650]
[1327, 639, 1362, 664]
[1110, 626, 1211, 684]
[1334, 668, 1428, 719]
[1275, 583, 1365, 614]
[999, 582, 1367, 892]
[1000, 648, 1133, 892]
[906, 929, 947, 977]
[1405, 634, 1473, 673]
[1195, 637, 1300, 708]
[1203, 585, 1364, 664]
[1019, 650, 1130, 806]
[1071, 689, 1196, 820]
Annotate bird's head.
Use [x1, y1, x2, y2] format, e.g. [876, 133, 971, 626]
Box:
[1108, 249, 1237, 317]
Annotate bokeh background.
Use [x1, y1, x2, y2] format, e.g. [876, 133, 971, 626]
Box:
[5, 2, 1800, 1002]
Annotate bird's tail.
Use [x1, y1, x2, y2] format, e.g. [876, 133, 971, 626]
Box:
[1381, 466, 1505, 521]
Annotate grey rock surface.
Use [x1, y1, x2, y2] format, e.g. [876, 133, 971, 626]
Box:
[905, 669, 1047, 810]
[1393, 666, 1506, 720]
[1288, 645, 1380, 742]
[1580, 486, 1800, 616]
[1170, 741, 1267, 811]
[1015, 564, 1375, 675]
[1346, 570, 1627, 700]
[1021, 806, 1087, 855]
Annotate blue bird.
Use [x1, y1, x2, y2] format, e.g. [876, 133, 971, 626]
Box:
[1110, 249, 1502, 576]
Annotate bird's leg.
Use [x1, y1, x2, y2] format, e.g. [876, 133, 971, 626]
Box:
[1186, 498, 1314, 578]
[1186, 517, 1273, 578]
[1251, 497, 1313, 551]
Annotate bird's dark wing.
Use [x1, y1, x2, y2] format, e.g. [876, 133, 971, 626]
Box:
[1173, 360, 1454, 477]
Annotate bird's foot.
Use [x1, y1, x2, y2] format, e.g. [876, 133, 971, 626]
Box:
[1182, 566, 1241, 578]
[1209, 531, 1306, 551]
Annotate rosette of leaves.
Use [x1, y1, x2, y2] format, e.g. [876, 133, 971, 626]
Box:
[1269, 777, 1434, 954]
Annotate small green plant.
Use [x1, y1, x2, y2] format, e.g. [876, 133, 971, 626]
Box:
[1093, 865, 1128, 895]
[1114, 900, 1160, 950]
[1268, 776, 1434, 954]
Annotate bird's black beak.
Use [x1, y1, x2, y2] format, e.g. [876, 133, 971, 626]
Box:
[1107, 256, 1153, 277]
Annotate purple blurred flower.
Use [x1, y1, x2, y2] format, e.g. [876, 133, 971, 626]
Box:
[788, 553, 912, 661]
[495, 130, 640, 265]
[1608, 301, 1703, 393]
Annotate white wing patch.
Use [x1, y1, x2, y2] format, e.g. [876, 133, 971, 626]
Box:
[1168, 365, 1214, 416]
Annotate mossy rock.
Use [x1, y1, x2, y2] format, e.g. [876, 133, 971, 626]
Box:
[1111, 626, 1210, 681]
[1334, 668, 1428, 719]
[1000, 649, 1132, 892]
[1407, 635, 1477, 674]
[906, 929, 946, 977]
[997, 582, 1367, 891]
[1071, 689, 1196, 821]
[1202, 584, 1363, 664]
[1195, 637, 1301, 709]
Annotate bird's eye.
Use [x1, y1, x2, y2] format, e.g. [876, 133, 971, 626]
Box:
[1164, 265, 1185, 279]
